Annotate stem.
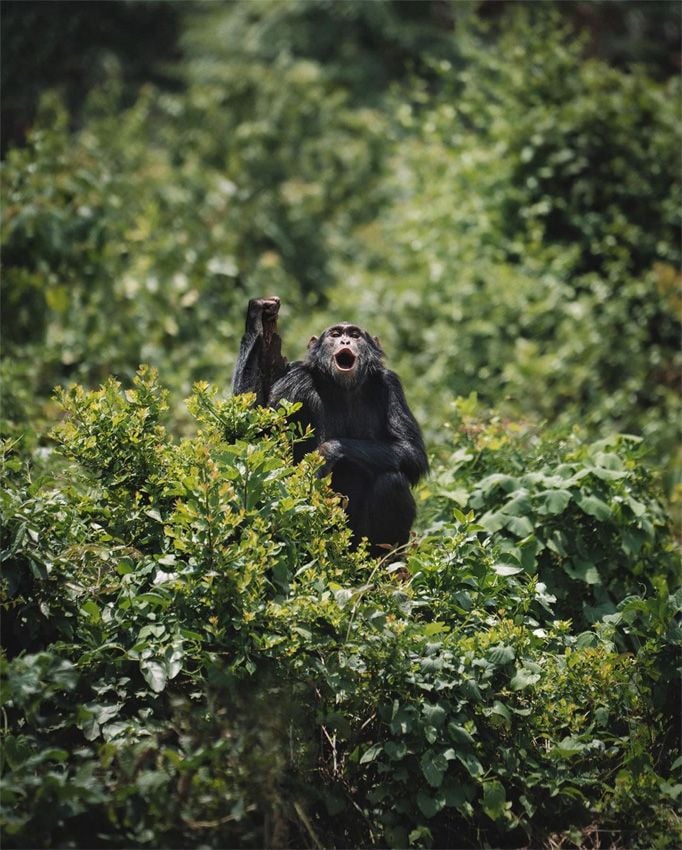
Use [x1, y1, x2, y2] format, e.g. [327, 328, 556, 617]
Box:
[242, 458, 250, 511]
[201, 463, 214, 570]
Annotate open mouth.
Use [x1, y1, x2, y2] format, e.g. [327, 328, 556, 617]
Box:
[334, 349, 357, 371]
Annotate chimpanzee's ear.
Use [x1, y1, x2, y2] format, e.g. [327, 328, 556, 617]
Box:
[373, 336, 384, 354]
[307, 335, 319, 349]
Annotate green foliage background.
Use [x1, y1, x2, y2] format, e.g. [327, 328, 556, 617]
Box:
[1, 2, 680, 848]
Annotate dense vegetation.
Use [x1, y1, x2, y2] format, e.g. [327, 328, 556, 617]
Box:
[1, 2, 680, 848]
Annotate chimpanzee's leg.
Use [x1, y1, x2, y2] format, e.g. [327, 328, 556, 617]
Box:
[332, 464, 416, 555]
[363, 471, 416, 554]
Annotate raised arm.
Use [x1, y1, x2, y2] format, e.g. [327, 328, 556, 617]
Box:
[232, 297, 288, 405]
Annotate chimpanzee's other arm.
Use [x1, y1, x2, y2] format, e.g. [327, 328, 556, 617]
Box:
[232, 297, 287, 405]
[268, 364, 321, 460]
[321, 371, 428, 484]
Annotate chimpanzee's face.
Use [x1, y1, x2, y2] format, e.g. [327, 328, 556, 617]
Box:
[308, 323, 383, 387]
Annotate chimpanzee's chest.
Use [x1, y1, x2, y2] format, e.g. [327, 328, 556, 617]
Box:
[315, 384, 387, 441]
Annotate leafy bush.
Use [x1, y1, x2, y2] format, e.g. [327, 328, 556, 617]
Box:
[179, 0, 459, 102]
[422, 396, 677, 629]
[2, 4, 679, 848]
[1, 373, 679, 848]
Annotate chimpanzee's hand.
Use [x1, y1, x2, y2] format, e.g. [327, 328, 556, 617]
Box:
[246, 296, 280, 335]
[318, 439, 343, 477]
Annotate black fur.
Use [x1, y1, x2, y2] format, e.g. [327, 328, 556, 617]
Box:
[232, 300, 428, 553]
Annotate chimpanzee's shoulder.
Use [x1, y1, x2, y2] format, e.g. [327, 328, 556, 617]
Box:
[283, 360, 314, 382]
[270, 360, 316, 401]
[382, 368, 406, 389]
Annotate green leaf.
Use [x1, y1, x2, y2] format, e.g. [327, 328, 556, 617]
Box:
[482, 780, 507, 821]
[3, 735, 35, 769]
[552, 736, 586, 758]
[140, 659, 167, 693]
[506, 515, 534, 538]
[80, 600, 101, 622]
[510, 665, 542, 690]
[447, 723, 475, 746]
[576, 494, 611, 521]
[443, 778, 475, 814]
[456, 750, 483, 777]
[480, 511, 508, 533]
[164, 643, 184, 680]
[408, 826, 433, 846]
[77, 705, 100, 741]
[488, 701, 512, 727]
[621, 529, 645, 557]
[535, 489, 572, 515]
[41, 748, 69, 763]
[625, 496, 646, 517]
[423, 621, 450, 636]
[547, 530, 568, 556]
[575, 631, 599, 649]
[420, 749, 448, 788]
[589, 452, 627, 480]
[479, 474, 519, 496]
[564, 560, 601, 585]
[422, 703, 447, 728]
[359, 743, 382, 765]
[494, 563, 523, 577]
[384, 740, 407, 761]
[501, 492, 532, 516]
[157, 554, 177, 566]
[416, 790, 446, 818]
[660, 782, 682, 802]
[488, 644, 515, 665]
[592, 451, 623, 471]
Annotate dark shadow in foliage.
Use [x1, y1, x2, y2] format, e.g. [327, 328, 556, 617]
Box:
[563, 0, 681, 79]
[184, 0, 459, 107]
[478, 0, 681, 80]
[1, 0, 184, 153]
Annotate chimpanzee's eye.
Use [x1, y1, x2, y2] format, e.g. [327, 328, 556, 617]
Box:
[350, 329, 360, 339]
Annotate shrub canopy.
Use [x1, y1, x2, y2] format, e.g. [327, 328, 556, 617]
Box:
[1, 3, 680, 847]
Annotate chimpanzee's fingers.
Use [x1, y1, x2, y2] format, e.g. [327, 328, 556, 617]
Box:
[316, 464, 332, 479]
[261, 297, 280, 322]
[247, 296, 279, 320]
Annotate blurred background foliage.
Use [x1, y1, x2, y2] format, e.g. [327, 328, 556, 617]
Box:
[2, 0, 680, 490]
[1, 2, 681, 846]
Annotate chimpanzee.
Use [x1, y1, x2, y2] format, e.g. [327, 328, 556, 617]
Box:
[232, 296, 428, 554]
